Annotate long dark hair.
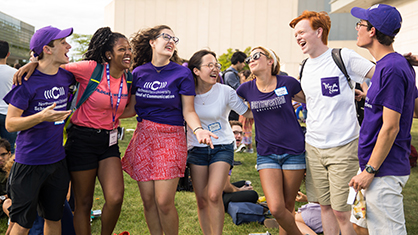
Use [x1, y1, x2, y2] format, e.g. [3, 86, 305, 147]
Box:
[84, 27, 127, 64]
[130, 25, 181, 70]
[188, 49, 217, 85]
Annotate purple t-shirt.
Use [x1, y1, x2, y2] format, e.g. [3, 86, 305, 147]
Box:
[358, 52, 417, 177]
[131, 62, 196, 126]
[3, 68, 75, 165]
[236, 75, 305, 156]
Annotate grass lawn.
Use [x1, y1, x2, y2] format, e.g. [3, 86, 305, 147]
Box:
[1, 117, 418, 234]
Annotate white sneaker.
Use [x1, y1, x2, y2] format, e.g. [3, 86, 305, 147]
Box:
[235, 143, 246, 153]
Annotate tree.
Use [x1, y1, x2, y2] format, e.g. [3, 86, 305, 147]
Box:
[218, 47, 252, 71]
[69, 33, 92, 62]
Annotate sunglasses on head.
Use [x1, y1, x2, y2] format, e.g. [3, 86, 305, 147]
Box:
[245, 51, 268, 64]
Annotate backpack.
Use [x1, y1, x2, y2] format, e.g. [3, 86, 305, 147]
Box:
[63, 64, 133, 144]
[221, 69, 238, 85]
[227, 202, 265, 225]
[176, 165, 193, 192]
[299, 48, 364, 125]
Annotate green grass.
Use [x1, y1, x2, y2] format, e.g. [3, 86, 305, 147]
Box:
[1, 117, 418, 234]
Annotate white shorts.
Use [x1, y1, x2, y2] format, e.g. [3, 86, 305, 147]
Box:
[364, 175, 409, 235]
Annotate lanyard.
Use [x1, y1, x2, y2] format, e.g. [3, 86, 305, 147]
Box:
[106, 64, 124, 129]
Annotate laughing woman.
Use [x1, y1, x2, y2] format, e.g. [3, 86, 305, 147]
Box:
[236, 46, 306, 235]
[187, 50, 251, 235]
[14, 27, 133, 235]
[121, 26, 216, 235]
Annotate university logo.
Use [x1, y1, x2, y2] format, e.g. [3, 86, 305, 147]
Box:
[143, 81, 168, 91]
[321, 77, 340, 97]
[44, 87, 65, 100]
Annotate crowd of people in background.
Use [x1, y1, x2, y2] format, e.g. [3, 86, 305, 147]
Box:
[0, 3, 417, 235]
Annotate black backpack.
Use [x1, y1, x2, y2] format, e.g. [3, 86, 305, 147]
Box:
[221, 69, 239, 85]
[299, 48, 364, 125]
[176, 166, 193, 192]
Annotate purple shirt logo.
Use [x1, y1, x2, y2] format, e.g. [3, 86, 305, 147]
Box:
[321, 76, 340, 97]
[44, 86, 65, 99]
[144, 81, 168, 91]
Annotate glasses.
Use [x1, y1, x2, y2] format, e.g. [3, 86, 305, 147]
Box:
[245, 52, 267, 64]
[0, 152, 10, 158]
[201, 62, 222, 70]
[355, 21, 368, 30]
[155, 33, 179, 45]
[233, 131, 243, 135]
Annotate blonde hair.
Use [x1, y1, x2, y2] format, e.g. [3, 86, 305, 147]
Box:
[248, 46, 280, 80]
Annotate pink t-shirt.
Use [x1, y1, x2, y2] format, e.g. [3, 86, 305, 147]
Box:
[65, 61, 129, 130]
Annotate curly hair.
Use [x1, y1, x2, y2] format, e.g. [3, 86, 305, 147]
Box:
[130, 25, 181, 70]
[3, 155, 14, 177]
[83, 27, 127, 64]
[289, 10, 331, 45]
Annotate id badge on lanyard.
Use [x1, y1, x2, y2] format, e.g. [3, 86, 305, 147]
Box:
[106, 64, 124, 146]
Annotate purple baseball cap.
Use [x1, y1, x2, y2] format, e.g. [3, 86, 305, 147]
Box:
[351, 4, 402, 37]
[30, 26, 73, 57]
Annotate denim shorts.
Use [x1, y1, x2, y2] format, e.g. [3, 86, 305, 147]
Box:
[257, 152, 306, 170]
[187, 142, 234, 166]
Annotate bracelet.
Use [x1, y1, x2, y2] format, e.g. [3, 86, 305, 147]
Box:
[193, 126, 204, 134]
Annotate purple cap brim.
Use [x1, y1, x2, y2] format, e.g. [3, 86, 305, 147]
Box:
[53, 28, 73, 40]
[351, 7, 369, 20]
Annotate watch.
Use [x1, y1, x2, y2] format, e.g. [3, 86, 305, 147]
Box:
[365, 164, 378, 174]
[0, 195, 6, 203]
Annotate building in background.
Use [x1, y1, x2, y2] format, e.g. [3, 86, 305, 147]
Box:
[330, 0, 418, 75]
[105, 0, 416, 77]
[0, 11, 34, 65]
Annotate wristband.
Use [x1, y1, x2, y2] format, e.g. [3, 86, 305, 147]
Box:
[193, 127, 204, 134]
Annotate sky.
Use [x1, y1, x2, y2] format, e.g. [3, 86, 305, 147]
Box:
[1, 0, 113, 35]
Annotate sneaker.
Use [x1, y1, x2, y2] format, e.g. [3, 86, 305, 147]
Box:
[235, 143, 246, 153]
[246, 149, 254, 153]
[264, 218, 279, 228]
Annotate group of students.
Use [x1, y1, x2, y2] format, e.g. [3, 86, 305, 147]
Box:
[2, 3, 418, 235]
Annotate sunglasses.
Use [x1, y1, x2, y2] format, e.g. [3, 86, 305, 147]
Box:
[155, 33, 179, 45]
[245, 51, 268, 64]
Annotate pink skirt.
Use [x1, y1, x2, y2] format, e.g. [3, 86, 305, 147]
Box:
[121, 119, 187, 182]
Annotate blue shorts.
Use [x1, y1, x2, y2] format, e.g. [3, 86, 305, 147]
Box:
[187, 143, 234, 166]
[257, 152, 306, 170]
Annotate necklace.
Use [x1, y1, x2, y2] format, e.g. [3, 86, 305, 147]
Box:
[152, 63, 169, 73]
[199, 94, 209, 105]
[196, 87, 211, 105]
[259, 79, 273, 91]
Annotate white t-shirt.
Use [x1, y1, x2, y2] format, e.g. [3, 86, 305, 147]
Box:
[301, 48, 374, 148]
[187, 83, 248, 149]
[0, 64, 17, 115]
